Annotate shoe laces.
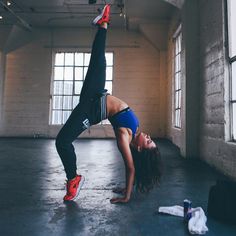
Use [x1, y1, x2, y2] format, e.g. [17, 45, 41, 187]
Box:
[65, 177, 79, 188]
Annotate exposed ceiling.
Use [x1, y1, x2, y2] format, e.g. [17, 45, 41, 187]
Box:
[0, 0, 178, 30]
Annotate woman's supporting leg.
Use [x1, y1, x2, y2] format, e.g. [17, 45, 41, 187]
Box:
[79, 27, 107, 103]
[55, 5, 110, 201]
[55, 104, 88, 180]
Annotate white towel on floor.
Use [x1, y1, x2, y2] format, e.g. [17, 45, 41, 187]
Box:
[188, 207, 208, 235]
[158, 205, 208, 235]
[158, 205, 184, 217]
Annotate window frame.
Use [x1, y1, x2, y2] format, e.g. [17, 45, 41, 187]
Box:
[172, 25, 182, 129]
[49, 51, 114, 125]
[227, 0, 236, 141]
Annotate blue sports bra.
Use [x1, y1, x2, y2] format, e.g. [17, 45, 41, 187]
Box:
[108, 107, 139, 139]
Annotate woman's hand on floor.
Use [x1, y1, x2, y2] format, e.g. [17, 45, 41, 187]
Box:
[110, 197, 129, 204]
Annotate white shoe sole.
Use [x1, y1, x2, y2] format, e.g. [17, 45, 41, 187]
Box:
[92, 6, 108, 25]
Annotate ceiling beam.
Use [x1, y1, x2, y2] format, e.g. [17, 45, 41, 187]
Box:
[163, 0, 184, 9]
[0, 0, 32, 31]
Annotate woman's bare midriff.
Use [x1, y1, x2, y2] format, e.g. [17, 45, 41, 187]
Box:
[106, 95, 129, 117]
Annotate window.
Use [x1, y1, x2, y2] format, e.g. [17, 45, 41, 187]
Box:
[50, 52, 113, 125]
[227, 0, 236, 140]
[173, 27, 182, 128]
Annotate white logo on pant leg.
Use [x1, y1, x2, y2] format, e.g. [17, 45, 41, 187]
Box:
[82, 118, 90, 130]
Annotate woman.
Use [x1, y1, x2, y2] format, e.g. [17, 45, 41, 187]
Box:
[56, 4, 162, 204]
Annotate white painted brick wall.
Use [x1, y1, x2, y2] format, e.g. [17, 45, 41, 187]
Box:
[199, 0, 236, 180]
[3, 38, 52, 137]
[1, 28, 166, 139]
[166, 0, 236, 179]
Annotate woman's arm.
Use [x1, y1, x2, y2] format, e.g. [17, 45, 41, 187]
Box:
[110, 128, 135, 204]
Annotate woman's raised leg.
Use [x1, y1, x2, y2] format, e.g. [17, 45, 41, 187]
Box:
[79, 5, 110, 103]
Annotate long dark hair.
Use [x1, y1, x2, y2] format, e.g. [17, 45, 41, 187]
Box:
[131, 146, 162, 193]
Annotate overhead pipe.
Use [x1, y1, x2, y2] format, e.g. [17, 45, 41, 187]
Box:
[89, 0, 97, 4]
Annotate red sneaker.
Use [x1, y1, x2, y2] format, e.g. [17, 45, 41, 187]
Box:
[93, 4, 111, 26]
[63, 175, 85, 201]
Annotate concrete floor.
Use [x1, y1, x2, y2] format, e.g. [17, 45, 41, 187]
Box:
[0, 138, 235, 236]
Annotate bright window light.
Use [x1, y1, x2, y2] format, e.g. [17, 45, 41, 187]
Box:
[228, 0, 236, 57]
[50, 52, 113, 125]
[227, 0, 236, 140]
[173, 29, 182, 128]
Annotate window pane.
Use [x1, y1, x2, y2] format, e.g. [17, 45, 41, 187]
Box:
[176, 91, 179, 108]
[63, 111, 71, 123]
[75, 53, 84, 66]
[175, 73, 180, 90]
[175, 92, 179, 109]
[228, 0, 236, 57]
[65, 53, 74, 65]
[105, 81, 112, 94]
[177, 111, 179, 127]
[75, 67, 83, 80]
[178, 35, 182, 52]
[175, 56, 179, 72]
[178, 110, 181, 127]
[106, 53, 113, 66]
[178, 54, 181, 69]
[84, 53, 91, 66]
[233, 103, 236, 140]
[178, 90, 181, 108]
[101, 119, 111, 125]
[63, 96, 72, 109]
[51, 52, 113, 125]
[52, 110, 62, 124]
[232, 62, 236, 100]
[175, 40, 179, 55]
[175, 73, 178, 90]
[175, 109, 181, 128]
[64, 67, 73, 80]
[64, 81, 73, 95]
[178, 73, 181, 89]
[55, 53, 64, 66]
[53, 81, 63, 95]
[84, 67, 88, 79]
[175, 57, 177, 72]
[75, 81, 83, 94]
[175, 110, 178, 126]
[53, 96, 62, 109]
[177, 55, 180, 72]
[54, 67, 64, 80]
[106, 67, 113, 81]
[73, 96, 80, 108]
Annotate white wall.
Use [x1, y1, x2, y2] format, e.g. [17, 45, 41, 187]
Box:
[199, 0, 236, 180]
[2, 31, 52, 137]
[0, 27, 167, 138]
[167, 0, 236, 180]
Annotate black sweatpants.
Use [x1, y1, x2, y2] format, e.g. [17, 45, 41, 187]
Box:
[56, 27, 107, 180]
